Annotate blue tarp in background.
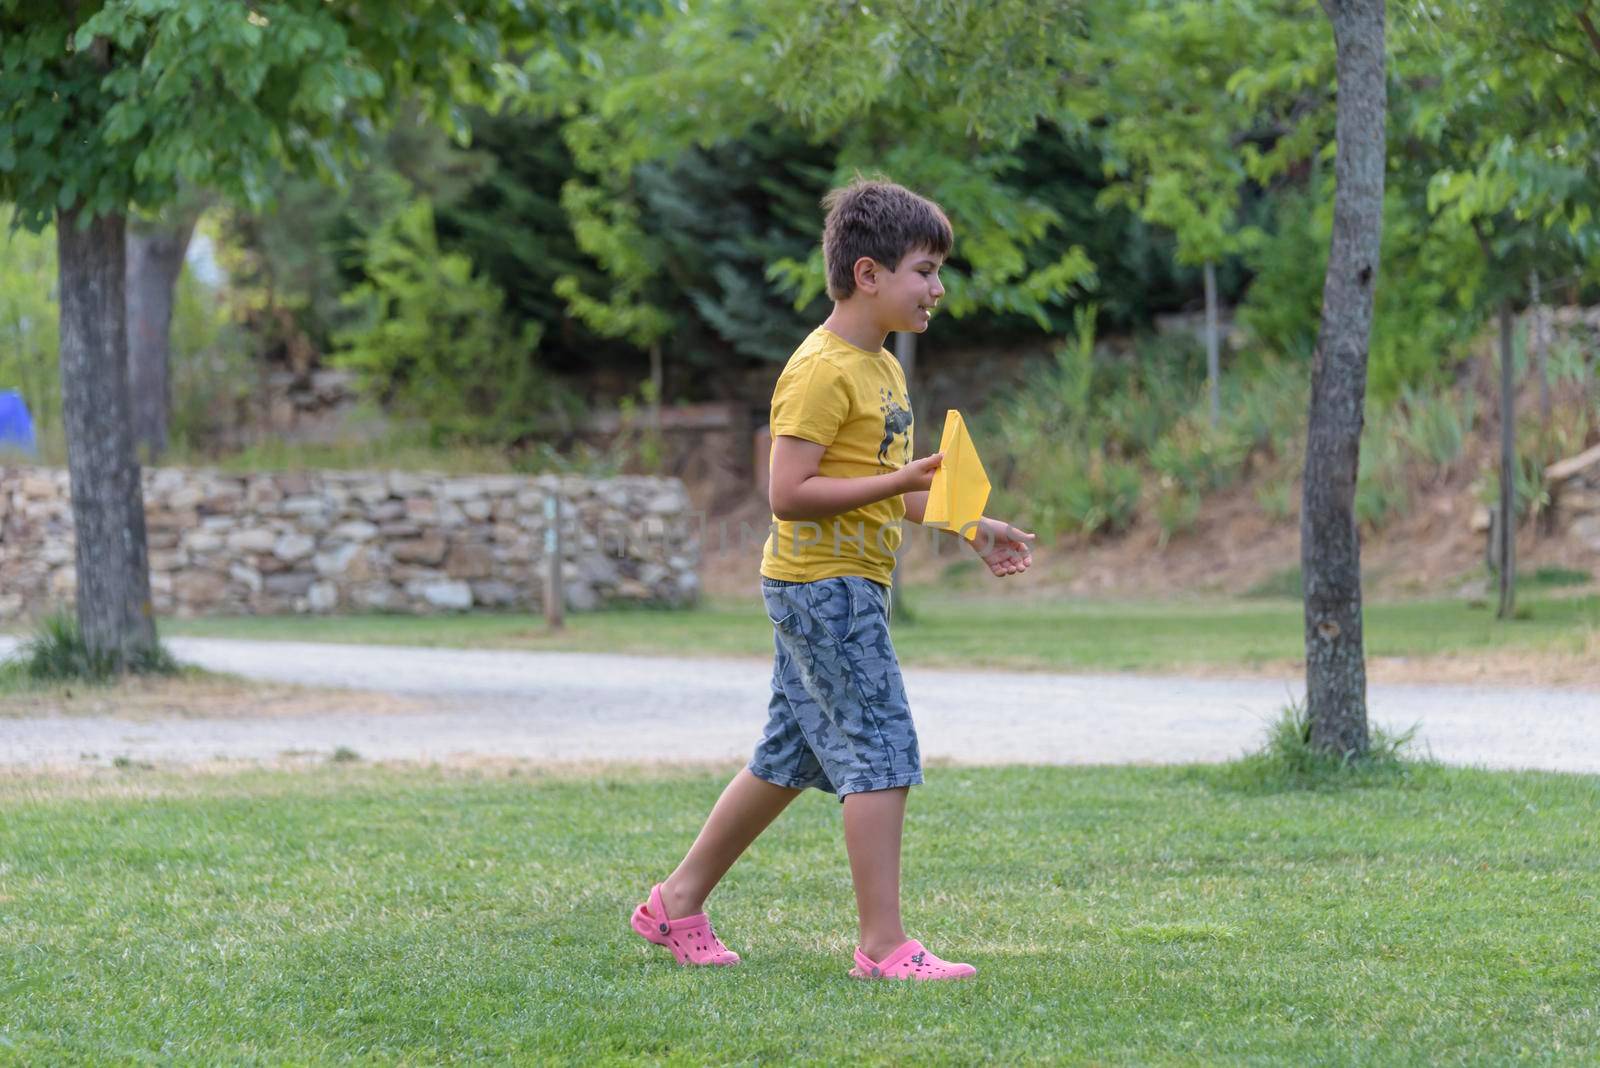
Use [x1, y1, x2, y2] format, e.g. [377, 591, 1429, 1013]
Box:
[0, 390, 38, 455]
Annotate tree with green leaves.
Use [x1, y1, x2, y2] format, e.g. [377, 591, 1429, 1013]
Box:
[552, 131, 841, 422]
[0, 0, 649, 670]
[1080, 0, 1286, 425]
[1399, 0, 1600, 620]
[552, 168, 693, 420]
[543, 0, 1098, 381]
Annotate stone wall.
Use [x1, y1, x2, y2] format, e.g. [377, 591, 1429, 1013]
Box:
[0, 466, 699, 619]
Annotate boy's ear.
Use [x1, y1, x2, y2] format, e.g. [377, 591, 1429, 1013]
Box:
[852, 256, 881, 295]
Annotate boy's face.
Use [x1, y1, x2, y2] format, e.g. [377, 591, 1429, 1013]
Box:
[873, 248, 946, 333]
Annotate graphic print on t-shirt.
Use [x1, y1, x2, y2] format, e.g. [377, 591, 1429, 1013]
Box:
[877, 387, 913, 468]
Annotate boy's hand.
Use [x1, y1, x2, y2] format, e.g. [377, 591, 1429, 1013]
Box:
[897, 452, 944, 494]
[969, 517, 1036, 578]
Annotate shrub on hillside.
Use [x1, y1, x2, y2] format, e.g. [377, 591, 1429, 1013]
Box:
[987, 443, 1141, 540]
[1153, 483, 1202, 545]
[1095, 332, 1208, 457]
[1149, 417, 1252, 496]
[333, 198, 573, 446]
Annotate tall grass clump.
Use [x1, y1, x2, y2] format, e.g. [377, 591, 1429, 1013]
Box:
[1209, 701, 1426, 793]
[1355, 402, 1411, 528]
[1475, 455, 1552, 531]
[1398, 383, 1476, 473]
[1, 611, 182, 687]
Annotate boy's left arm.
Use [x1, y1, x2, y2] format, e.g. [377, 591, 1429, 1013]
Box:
[902, 491, 1036, 578]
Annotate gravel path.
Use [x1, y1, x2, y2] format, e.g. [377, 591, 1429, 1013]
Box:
[2, 637, 1596, 773]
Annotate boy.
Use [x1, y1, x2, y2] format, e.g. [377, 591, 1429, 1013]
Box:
[630, 178, 1035, 980]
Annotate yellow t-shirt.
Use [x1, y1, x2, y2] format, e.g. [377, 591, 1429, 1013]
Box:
[760, 327, 913, 587]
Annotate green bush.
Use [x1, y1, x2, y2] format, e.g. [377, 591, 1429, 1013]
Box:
[333, 197, 571, 446]
[1096, 334, 1205, 457]
[983, 305, 1142, 538]
[1149, 416, 1251, 495]
[1153, 484, 1202, 546]
[1061, 455, 1143, 537]
[1235, 192, 1322, 366]
[1238, 186, 1484, 401]
[2, 611, 181, 685]
[994, 450, 1142, 540]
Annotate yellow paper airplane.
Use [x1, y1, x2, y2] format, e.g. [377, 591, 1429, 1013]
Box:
[922, 409, 990, 541]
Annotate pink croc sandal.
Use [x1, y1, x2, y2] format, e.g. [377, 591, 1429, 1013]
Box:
[630, 884, 740, 966]
[849, 938, 976, 981]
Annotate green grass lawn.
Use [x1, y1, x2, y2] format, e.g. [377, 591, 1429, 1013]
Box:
[148, 592, 1600, 673]
[2, 763, 1597, 1063]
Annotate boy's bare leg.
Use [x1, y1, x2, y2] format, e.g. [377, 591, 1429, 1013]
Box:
[659, 768, 803, 918]
[841, 786, 909, 963]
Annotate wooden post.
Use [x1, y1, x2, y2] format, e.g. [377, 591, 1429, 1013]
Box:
[545, 492, 564, 630]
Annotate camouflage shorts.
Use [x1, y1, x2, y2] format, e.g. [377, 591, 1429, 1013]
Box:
[750, 576, 922, 801]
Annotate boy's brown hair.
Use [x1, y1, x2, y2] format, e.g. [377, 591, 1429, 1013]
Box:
[821, 178, 953, 301]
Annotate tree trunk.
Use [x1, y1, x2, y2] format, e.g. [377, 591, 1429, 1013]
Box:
[1530, 271, 1548, 423]
[1301, 0, 1386, 758]
[56, 206, 157, 669]
[1497, 301, 1517, 620]
[126, 213, 199, 460]
[1204, 260, 1221, 429]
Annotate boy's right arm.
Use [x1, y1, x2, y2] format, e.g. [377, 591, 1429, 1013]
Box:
[769, 435, 943, 521]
